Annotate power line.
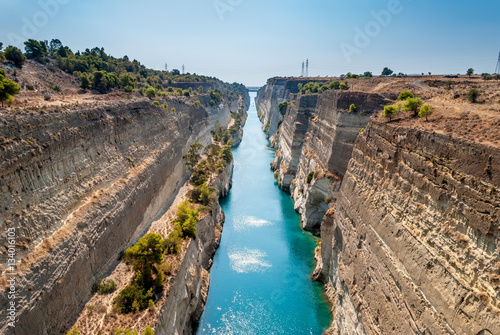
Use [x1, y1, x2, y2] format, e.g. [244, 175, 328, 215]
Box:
[495, 52, 500, 74]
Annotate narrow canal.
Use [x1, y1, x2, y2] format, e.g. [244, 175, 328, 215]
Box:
[197, 92, 331, 334]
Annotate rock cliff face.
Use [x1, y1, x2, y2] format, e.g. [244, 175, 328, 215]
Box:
[322, 122, 499, 335]
[0, 92, 246, 334]
[265, 85, 388, 231]
[155, 162, 233, 335]
[256, 77, 327, 138]
[259, 77, 500, 334]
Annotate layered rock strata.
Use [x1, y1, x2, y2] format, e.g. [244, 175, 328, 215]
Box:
[321, 121, 499, 334]
[0, 94, 244, 334]
[268, 89, 388, 231]
[256, 77, 328, 138]
[259, 77, 499, 334]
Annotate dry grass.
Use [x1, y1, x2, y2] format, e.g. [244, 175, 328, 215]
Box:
[347, 75, 500, 148]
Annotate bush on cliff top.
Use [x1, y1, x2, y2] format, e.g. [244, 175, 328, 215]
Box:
[300, 80, 348, 94]
[418, 104, 434, 121]
[382, 105, 397, 121]
[398, 90, 414, 101]
[402, 97, 423, 117]
[0, 73, 21, 107]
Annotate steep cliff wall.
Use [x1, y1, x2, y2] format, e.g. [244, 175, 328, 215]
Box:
[0, 98, 225, 334]
[321, 122, 499, 334]
[256, 77, 327, 138]
[259, 77, 500, 334]
[270, 88, 388, 231]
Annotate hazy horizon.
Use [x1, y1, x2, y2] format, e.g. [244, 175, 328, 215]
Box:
[1, 0, 499, 86]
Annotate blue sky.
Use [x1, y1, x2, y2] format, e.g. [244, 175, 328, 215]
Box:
[1, 0, 499, 85]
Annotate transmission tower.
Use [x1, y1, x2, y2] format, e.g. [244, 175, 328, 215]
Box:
[301, 61, 304, 77]
[182, 64, 185, 75]
[165, 63, 168, 71]
[495, 52, 500, 74]
[305, 59, 309, 77]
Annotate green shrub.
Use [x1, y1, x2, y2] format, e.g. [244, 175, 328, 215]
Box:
[114, 233, 166, 313]
[398, 91, 414, 101]
[402, 97, 423, 116]
[382, 105, 397, 121]
[349, 104, 356, 113]
[381, 67, 393, 76]
[278, 101, 289, 115]
[418, 104, 434, 121]
[26, 85, 34, 90]
[143, 326, 155, 335]
[125, 233, 164, 268]
[327, 81, 340, 90]
[307, 172, 314, 184]
[209, 89, 222, 104]
[50, 84, 61, 92]
[467, 88, 479, 103]
[197, 183, 218, 205]
[184, 143, 203, 170]
[163, 238, 181, 255]
[4, 46, 26, 68]
[79, 73, 92, 90]
[119, 73, 137, 92]
[177, 200, 199, 238]
[66, 327, 80, 335]
[152, 100, 160, 106]
[97, 278, 117, 294]
[113, 284, 153, 313]
[191, 166, 209, 186]
[0, 73, 21, 106]
[144, 87, 156, 98]
[112, 328, 138, 335]
[220, 141, 233, 163]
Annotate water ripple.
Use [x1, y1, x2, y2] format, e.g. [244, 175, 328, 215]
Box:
[228, 248, 272, 273]
[233, 216, 273, 232]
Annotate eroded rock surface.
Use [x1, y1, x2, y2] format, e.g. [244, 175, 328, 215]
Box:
[258, 77, 500, 334]
[0, 89, 247, 334]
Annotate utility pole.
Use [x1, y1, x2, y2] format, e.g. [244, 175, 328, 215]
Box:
[495, 52, 500, 74]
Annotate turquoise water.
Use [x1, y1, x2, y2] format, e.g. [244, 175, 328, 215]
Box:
[196, 93, 331, 334]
